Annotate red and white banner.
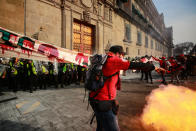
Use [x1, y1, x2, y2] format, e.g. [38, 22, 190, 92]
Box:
[0, 27, 90, 67]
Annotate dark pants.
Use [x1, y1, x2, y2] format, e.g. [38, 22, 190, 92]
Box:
[180, 69, 188, 80]
[32, 75, 38, 90]
[19, 74, 25, 91]
[58, 72, 65, 88]
[140, 71, 147, 80]
[72, 70, 78, 84]
[24, 76, 33, 93]
[40, 74, 47, 89]
[146, 71, 153, 83]
[161, 72, 166, 83]
[78, 71, 82, 83]
[95, 110, 119, 131]
[48, 74, 58, 88]
[10, 76, 18, 92]
[66, 71, 72, 85]
[82, 71, 86, 82]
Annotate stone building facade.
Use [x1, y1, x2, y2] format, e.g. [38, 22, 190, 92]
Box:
[0, 0, 173, 58]
[0, 0, 24, 34]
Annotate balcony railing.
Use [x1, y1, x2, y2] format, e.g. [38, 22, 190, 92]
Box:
[132, 4, 147, 24]
[116, 0, 131, 15]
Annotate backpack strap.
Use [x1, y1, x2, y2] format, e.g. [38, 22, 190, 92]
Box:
[104, 71, 119, 99]
[103, 71, 119, 81]
[91, 71, 119, 100]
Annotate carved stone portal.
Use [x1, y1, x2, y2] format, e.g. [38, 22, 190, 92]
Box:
[83, 10, 91, 23]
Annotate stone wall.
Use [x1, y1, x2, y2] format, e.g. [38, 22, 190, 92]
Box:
[0, 0, 169, 58]
[26, 0, 61, 47]
[0, 0, 24, 34]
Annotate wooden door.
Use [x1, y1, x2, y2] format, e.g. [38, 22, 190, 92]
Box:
[73, 21, 94, 54]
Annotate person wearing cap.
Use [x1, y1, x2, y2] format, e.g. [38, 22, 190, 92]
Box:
[152, 56, 168, 84]
[89, 45, 155, 131]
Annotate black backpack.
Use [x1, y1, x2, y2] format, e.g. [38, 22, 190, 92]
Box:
[84, 54, 119, 124]
[84, 54, 118, 92]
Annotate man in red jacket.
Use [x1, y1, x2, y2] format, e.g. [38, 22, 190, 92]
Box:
[89, 45, 155, 131]
[152, 56, 168, 84]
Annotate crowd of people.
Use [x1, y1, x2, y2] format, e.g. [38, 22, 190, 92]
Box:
[0, 45, 195, 131]
[0, 57, 87, 93]
[0, 54, 195, 93]
[130, 54, 196, 85]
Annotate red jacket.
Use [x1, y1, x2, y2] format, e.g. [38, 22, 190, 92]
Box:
[153, 56, 167, 69]
[89, 52, 130, 100]
[169, 59, 183, 71]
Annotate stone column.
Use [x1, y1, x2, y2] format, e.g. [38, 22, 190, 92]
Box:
[61, 0, 66, 48]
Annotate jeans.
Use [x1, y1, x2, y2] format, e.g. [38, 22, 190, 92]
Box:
[95, 109, 120, 131]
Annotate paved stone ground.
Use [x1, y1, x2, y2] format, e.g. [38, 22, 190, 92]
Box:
[0, 72, 195, 131]
[0, 84, 95, 131]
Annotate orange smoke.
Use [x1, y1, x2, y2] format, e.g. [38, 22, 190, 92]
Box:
[141, 84, 196, 131]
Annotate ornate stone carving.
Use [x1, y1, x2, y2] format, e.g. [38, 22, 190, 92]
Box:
[60, 0, 65, 9]
[83, 10, 91, 23]
[105, 42, 111, 53]
[81, 0, 92, 8]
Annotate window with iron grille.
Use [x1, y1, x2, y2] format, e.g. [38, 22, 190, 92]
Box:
[124, 0, 131, 15]
[124, 23, 131, 42]
[138, 49, 140, 55]
[126, 47, 129, 55]
[104, 6, 109, 21]
[137, 31, 142, 45]
[155, 42, 158, 50]
[145, 36, 148, 48]
[151, 39, 154, 49]
[98, 3, 102, 16]
[109, 9, 112, 22]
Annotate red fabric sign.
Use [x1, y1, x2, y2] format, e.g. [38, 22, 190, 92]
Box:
[75, 53, 89, 67]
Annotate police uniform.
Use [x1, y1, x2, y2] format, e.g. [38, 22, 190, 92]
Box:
[40, 64, 48, 89]
[8, 59, 18, 92]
